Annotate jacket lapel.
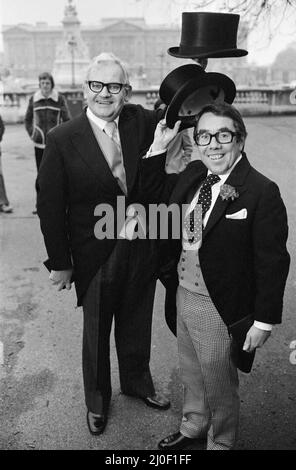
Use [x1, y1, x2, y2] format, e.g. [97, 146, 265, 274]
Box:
[170, 160, 207, 205]
[168, 161, 207, 236]
[202, 192, 231, 239]
[203, 154, 251, 239]
[70, 112, 122, 195]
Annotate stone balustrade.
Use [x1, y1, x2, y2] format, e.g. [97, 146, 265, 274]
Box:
[1, 87, 296, 123]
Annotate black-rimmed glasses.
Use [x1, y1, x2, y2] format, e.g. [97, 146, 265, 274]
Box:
[194, 130, 238, 146]
[87, 81, 127, 94]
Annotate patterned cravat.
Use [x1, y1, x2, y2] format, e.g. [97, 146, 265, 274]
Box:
[104, 121, 127, 194]
[184, 173, 221, 244]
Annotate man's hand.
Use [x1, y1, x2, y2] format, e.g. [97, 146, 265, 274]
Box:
[49, 269, 73, 291]
[151, 119, 181, 152]
[243, 325, 271, 353]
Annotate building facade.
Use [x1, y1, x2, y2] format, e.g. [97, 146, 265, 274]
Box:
[2, 0, 248, 88]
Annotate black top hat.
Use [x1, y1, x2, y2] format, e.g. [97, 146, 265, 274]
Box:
[159, 64, 236, 128]
[168, 12, 248, 59]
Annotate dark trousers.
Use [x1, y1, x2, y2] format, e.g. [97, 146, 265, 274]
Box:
[34, 148, 44, 208]
[0, 152, 10, 206]
[34, 147, 44, 171]
[0, 174, 9, 206]
[82, 239, 157, 414]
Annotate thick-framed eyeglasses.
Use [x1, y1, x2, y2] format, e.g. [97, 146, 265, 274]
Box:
[195, 130, 239, 146]
[87, 81, 127, 94]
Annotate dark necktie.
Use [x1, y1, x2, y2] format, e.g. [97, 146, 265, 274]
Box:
[185, 173, 221, 244]
[197, 173, 221, 217]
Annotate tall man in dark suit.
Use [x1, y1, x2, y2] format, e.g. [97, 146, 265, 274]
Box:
[140, 103, 290, 450]
[36, 52, 170, 436]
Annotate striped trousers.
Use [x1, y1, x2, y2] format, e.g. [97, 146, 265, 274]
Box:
[177, 285, 240, 450]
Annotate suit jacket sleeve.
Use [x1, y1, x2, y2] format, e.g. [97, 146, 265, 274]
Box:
[136, 106, 165, 157]
[36, 132, 73, 270]
[252, 181, 290, 324]
[0, 115, 4, 142]
[24, 96, 34, 137]
[140, 153, 179, 204]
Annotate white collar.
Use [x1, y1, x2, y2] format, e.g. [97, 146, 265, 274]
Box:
[207, 154, 242, 183]
[86, 107, 119, 131]
[33, 89, 59, 102]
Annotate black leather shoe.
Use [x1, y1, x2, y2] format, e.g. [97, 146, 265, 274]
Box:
[86, 410, 108, 435]
[141, 393, 171, 410]
[158, 432, 196, 450]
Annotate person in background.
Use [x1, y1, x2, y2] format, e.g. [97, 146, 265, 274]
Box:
[0, 114, 13, 213]
[24, 72, 70, 213]
[154, 98, 192, 173]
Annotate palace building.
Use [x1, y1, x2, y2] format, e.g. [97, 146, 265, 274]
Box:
[2, 0, 248, 88]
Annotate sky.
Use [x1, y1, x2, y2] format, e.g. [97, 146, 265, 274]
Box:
[1, 0, 296, 65]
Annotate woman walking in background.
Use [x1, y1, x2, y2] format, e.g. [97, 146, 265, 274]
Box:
[0, 114, 13, 214]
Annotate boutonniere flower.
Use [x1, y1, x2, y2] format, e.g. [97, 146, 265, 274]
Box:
[219, 184, 239, 201]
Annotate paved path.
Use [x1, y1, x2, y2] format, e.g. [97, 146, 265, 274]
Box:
[0, 118, 295, 450]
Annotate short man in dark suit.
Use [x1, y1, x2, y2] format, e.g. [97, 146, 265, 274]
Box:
[140, 103, 290, 450]
[36, 52, 170, 436]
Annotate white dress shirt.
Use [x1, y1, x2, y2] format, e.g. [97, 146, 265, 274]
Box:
[86, 107, 120, 138]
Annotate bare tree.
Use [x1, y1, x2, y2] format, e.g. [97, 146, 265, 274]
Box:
[134, 0, 296, 38]
[198, 0, 296, 33]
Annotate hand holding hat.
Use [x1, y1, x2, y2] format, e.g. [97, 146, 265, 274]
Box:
[151, 119, 181, 152]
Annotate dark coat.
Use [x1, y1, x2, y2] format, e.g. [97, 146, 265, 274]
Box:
[0, 114, 4, 142]
[36, 105, 160, 305]
[25, 91, 70, 149]
[140, 152, 290, 334]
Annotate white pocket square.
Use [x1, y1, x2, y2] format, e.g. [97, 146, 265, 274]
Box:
[225, 209, 247, 220]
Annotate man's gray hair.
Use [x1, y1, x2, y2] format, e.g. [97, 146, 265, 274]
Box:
[85, 52, 130, 85]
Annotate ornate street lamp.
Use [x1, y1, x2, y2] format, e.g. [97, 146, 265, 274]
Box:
[158, 52, 165, 82]
[68, 36, 77, 88]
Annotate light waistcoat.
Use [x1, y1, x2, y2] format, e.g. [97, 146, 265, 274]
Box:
[178, 249, 210, 295]
[177, 157, 243, 295]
